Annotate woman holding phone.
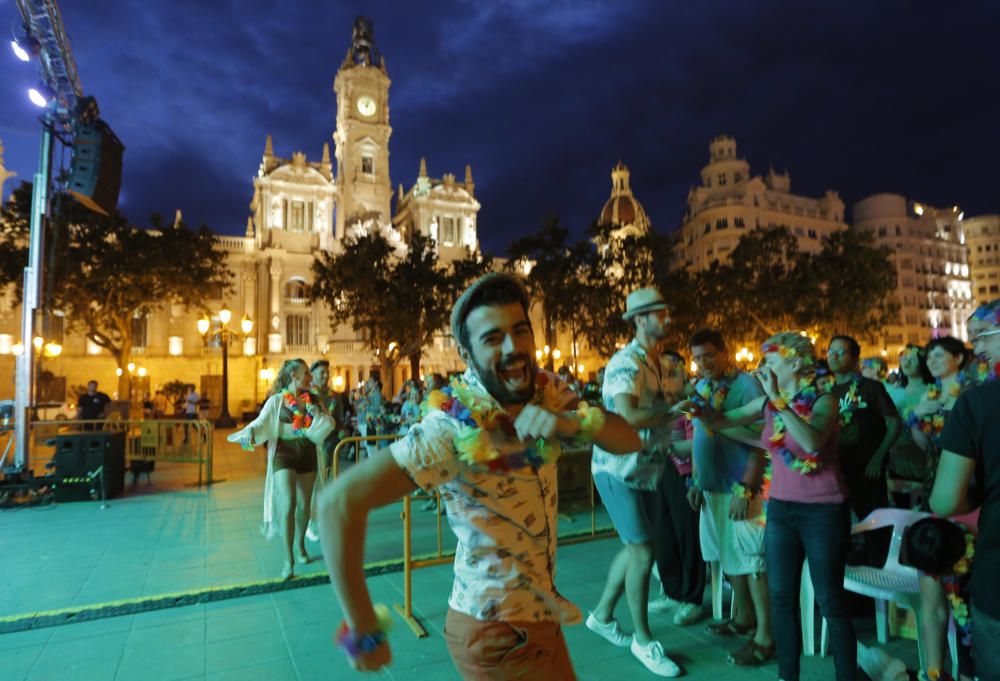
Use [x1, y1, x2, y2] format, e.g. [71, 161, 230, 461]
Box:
[678, 332, 855, 681]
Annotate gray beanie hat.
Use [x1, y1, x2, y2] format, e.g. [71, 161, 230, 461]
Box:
[450, 272, 530, 349]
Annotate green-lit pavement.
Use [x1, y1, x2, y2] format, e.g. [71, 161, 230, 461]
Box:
[0, 431, 919, 680]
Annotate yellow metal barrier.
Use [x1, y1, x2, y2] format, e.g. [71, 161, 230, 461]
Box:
[326, 434, 402, 483]
[29, 419, 215, 486]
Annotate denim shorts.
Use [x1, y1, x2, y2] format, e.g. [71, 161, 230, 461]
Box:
[594, 472, 658, 545]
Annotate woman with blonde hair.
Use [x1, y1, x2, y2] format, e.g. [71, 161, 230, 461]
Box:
[682, 332, 856, 681]
[230, 358, 324, 578]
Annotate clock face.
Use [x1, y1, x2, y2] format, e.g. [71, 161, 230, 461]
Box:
[356, 96, 376, 117]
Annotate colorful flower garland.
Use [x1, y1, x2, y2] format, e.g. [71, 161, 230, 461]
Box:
[761, 341, 815, 368]
[767, 383, 823, 475]
[940, 531, 975, 648]
[688, 371, 737, 435]
[281, 389, 314, 433]
[837, 373, 868, 427]
[906, 374, 969, 444]
[421, 373, 604, 472]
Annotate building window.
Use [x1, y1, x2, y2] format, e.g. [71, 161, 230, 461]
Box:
[878, 227, 887, 237]
[704, 223, 711, 234]
[47, 315, 65, 343]
[361, 155, 374, 175]
[439, 217, 456, 245]
[718, 174, 727, 186]
[734, 216, 745, 228]
[753, 195, 760, 207]
[795, 227, 805, 237]
[286, 314, 310, 348]
[284, 279, 310, 303]
[715, 218, 728, 230]
[734, 172, 742, 183]
[131, 315, 148, 349]
[808, 229, 817, 239]
[289, 201, 305, 232]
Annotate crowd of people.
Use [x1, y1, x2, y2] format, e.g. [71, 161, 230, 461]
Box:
[228, 269, 998, 681]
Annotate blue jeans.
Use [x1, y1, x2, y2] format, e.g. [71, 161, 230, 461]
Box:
[973, 605, 1000, 681]
[765, 499, 856, 681]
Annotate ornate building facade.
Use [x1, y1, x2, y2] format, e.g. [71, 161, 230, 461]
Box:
[673, 135, 847, 270]
[962, 214, 1000, 305]
[0, 18, 479, 413]
[853, 194, 974, 354]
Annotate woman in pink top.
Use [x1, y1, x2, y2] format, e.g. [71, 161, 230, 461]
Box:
[681, 332, 856, 681]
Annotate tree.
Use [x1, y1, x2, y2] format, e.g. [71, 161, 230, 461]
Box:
[809, 227, 898, 343]
[505, 216, 591, 369]
[0, 184, 234, 396]
[576, 222, 670, 359]
[311, 231, 491, 390]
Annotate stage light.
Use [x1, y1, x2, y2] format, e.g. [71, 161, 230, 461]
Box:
[11, 39, 30, 62]
[28, 87, 48, 107]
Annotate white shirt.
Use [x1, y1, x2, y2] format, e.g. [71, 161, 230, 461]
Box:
[390, 368, 581, 624]
[591, 338, 669, 490]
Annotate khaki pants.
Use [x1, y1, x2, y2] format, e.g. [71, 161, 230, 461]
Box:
[444, 609, 577, 680]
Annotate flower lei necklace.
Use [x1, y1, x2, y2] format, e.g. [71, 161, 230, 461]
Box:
[906, 373, 969, 443]
[281, 389, 314, 433]
[689, 370, 737, 435]
[939, 530, 975, 647]
[421, 373, 602, 472]
[837, 373, 868, 427]
[767, 382, 823, 475]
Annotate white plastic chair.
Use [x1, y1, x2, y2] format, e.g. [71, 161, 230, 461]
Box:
[804, 508, 958, 677]
[802, 509, 929, 656]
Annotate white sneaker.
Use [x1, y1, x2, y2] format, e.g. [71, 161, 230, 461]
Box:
[648, 594, 681, 613]
[305, 520, 319, 542]
[630, 639, 683, 677]
[585, 612, 631, 647]
[672, 602, 702, 626]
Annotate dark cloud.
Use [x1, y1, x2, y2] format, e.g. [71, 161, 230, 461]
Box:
[1, 0, 997, 254]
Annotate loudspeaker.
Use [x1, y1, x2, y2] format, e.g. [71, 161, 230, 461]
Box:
[52, 431, 126, 501]
[67, 120, 124, 216]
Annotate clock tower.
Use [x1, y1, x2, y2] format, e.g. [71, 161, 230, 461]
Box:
[333, 16, 393, 235]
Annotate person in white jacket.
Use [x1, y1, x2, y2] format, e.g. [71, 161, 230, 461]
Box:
[230, 359, 323, 578]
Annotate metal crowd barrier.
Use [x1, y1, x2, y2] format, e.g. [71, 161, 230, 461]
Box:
[322, 435, 614, 638]
[29, 418, 215, 486]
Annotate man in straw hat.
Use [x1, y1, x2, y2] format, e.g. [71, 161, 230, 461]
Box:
[317, 272, 640, 679]
[586, 286, 686, 677]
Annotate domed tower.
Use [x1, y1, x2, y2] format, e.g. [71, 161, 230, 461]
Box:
[598, 161, 651, 238]
[699, 135, 750, 190]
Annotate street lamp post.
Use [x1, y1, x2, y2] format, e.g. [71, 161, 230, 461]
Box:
[198, 307, 253, 429]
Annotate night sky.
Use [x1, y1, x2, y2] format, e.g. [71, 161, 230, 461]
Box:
[1, 0, 997, 254]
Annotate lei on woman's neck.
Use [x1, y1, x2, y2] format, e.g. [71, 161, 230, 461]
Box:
[767, 381, 823, 475]
[837, 373, 868, 427]
[690, 369, 738, 436]
[907, 372, 970, 442]
[281, 388, 313, 432]
[421, 372, 603, 472]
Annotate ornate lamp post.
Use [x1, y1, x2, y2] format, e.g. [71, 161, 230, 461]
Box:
[198, 307, 253, 428]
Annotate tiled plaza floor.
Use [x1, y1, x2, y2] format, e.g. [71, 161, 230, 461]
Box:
[0, 430, 920, 680]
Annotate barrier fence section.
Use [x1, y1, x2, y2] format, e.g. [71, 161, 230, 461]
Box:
[28, 418, 215, 486]
[326, 436, 615, 638]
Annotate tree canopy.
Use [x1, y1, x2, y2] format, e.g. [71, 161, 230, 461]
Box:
[0, 182, 234, 395]
[311, 230, 492, 387]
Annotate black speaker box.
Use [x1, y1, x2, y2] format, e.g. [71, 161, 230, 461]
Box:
[52, 431, 126, 502]
[67, 120, 124, 216]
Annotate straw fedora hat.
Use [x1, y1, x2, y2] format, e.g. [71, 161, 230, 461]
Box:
[622, 287, 669, 320]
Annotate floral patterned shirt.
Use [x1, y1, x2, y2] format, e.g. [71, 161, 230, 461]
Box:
[389, 367, 581, 624]
[591, 338, 669, 490]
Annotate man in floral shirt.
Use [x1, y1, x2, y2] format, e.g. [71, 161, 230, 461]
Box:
[318, 273, 639, 679]
[588, 287, 685, 677]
